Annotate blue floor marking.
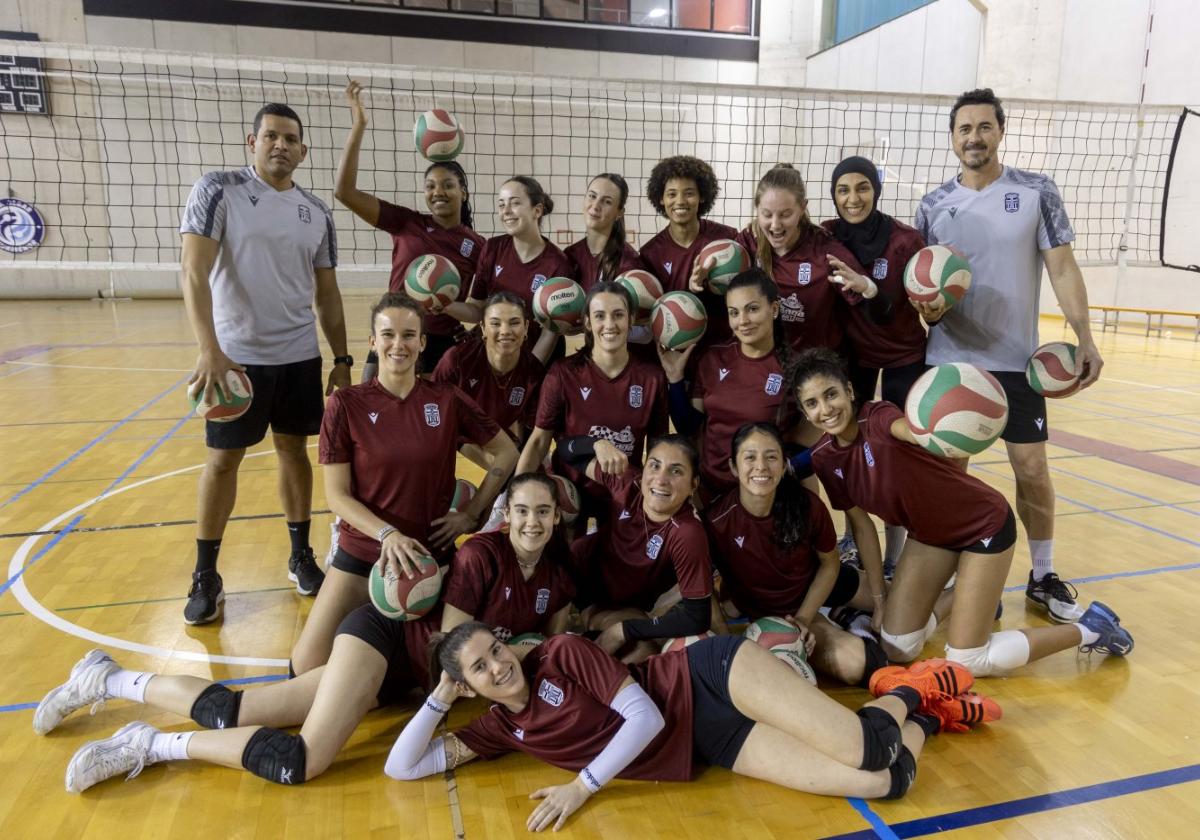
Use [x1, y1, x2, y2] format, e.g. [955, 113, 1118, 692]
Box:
[0, 514, 84, 600]
[1048, 463, 1200, 517]
[846, 797, 900, 840]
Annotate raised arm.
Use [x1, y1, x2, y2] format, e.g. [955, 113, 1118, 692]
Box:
[333, 80, 382, 227]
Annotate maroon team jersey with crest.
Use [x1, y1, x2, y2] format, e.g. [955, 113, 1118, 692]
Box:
[470, 234, 577, 347]
[692, 340, 794, 493]
[431, 336, 543, 434]
[318, 379, 501, 563]
[564, 239, 645, 291]
[705, 488, 837, 618]
[534, 353, 668, 487]
[455, 634, 698, 781]
[736, 227, 861, 352]
[571, 468, 711, 611]
[811, 401, 1009, 548]
[639, 219, 740, 345]
[442, 530, 576, 641]
[820, 219, 927, 368]
[376, 200, 485, 338]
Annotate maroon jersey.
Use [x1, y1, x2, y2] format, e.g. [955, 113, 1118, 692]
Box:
[821, 219, 927, 368]
[431, 335, 543, 434]
[470, 234, 577, 347]
[639, 219, 739, 345]
[534, 353, 668, 487]
[456, 634, 697, 781]
[376, 200, 485, 338]
[692, 340, 793, 493]
[442, 530, 576, 641]
[736, 227, 861, 352]
[565, 239, 645, 291]
[705, 488, 837, 618]
[318, 379, 501, 563]
[811, 401, 1009, 548]
[571, 468, 711, 611]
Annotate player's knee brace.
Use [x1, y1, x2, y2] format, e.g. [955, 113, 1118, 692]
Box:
[189, 684, 243, 730]
[945, 630, 1030, 677]
[884, 746, 917, 799]
[241, 727, 307, 785]
[857, 637, 890, 689]
[856, 706, 903, 771]
[880, 615, 937, 662]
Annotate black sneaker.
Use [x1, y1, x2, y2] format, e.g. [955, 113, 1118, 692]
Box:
[1025, 571, 1082, 623]
[184, 571, 224, 625]
[288, 547, 324, 596]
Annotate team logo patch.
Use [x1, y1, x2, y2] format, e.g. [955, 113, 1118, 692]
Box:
[834, 468, 844, 479]
[423, 403, 442, 427]
[1004, 192, 1020, 213]
[629, 385, 643, 408]
[538, 679, 564, 707]
[798, 263, 812, 285]
[780, 293, 805, 323]
[663, 261, 673, 274]
[765, 372, 783, 396]
[734, 536, 745, 548]
[864, 441, 875, 467]
[0, 198, 46, 254]
[646, 534, 664, 560]
[368, 411, 379, 425]
[495, 266, 503, 276]
[248, 195, 259, 207]
[530, 274, 547, 292]
[718, 368, 730, 381]
[948, 207, 958, 218]
[872, 258, 888, 280]
[535, 588, 550, 614]
[469, 378, 479, 388]
[460, 239, 475, 257]
[509, 386, 526, 406]
[619, 510, 631, 520]
[504, 586, 512, 601]
[513, 727, 525, 741]
[298, 205, 311, 224]
[580, 387, 592, 400]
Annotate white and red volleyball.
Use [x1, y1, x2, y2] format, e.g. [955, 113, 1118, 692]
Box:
[404, 254, 462, 310]
[450, 478, 477, 512]
[651, 290, 708, 350]
[368, 554, 443, 621]
[547, 473, 582, 525]
[1026, 341, 1082, 398]
[903, 245, 972, 309]
[770, 643, 818, 685]
[532, 277, 587, 334]
[905, 363, 1009, 458]
[660, 632, 715, 655]
[615, 269, 663, 325]
[509, 632, 546, 649]
[188, 369, 253, 423]
[697, 239, 751, 295]
[412, 109, 465, 163]
[743, 616, 802, 649]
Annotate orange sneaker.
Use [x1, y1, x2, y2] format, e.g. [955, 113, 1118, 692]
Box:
[927, 691, 1002, 734]
[868, 658, 974, 702]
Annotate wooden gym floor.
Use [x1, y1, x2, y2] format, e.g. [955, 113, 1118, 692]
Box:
[0, 295, 1197, 839]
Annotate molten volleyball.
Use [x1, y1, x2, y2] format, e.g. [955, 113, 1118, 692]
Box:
[413, 109, 465, 162]
[404, 254, 461, 310]
[697, 239, 751, 295]
[1026, 341, 1082, 398]
[905, 363, 1009, 458]
[532, 277, 586, 335]
[903, 245, 972, 309]
[615, 269, 664, 325]
[368, 554, 443, 621]
[651, 290, 708, 350]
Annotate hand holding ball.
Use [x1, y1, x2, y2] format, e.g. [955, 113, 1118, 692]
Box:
[696, 239, 750, 295]
[651, 290, 708, 350]
[405, 254, 461, 311]
[905, 363, 1009, 458]
[904, 245, 972, 310]
[532, 277, 587, 335]
[1026, 341, 1081, 398]
[188, 370, 253, 423]
[369, 554, 443, 621]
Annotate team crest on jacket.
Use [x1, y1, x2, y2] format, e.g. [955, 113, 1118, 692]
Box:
[872, 258, 888, 280]
[798, 263, 812, 285]
[629, 384, 643, 408]
[863, 441, 875, 466]
[298, 205, 311, 224]
[535, 587, 550, 614]
[646, 534, 664, 560]
[509, 386, 526, 406]
[423, 403, 442, 427]
[1004, 192, 1020, 213]
[531, 274, 547, 291]
[538, 679, 564, 707]
[460, 238, 474, 257]
[765, 372, 783, 396]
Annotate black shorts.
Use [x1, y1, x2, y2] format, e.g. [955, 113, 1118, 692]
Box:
[335, 603, 429, 704]
[849, 359, 929, 410]
[330, 546, 373, 578]
[823, 563, 862, 608]
[990, 370, 1048, 444]
[947, 505, 1018, 555]
[205, 357, 324, 449]
[687, 635, 755, 771]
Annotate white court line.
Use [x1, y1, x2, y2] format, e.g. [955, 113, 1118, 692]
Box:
[1104, 377, 1200, 395]
[9, 451, 292, 668]
[9, 361, 193, 373]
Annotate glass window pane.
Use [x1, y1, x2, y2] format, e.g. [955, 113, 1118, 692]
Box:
[673, 0, 712, 31]
[713, 0, 751, 33]
[450, 0, 495, 12]
[405, 0, 450, 9]
[546, 0, 585, 21]
[628, 0, 667, 27]
[497, 0, 539, 16]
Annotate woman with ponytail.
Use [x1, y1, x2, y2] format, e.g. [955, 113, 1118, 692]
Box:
[566, 174, 644, 290]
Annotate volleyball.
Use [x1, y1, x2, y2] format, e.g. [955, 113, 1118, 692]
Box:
[188, 370, 253, 423]
[450, 478, 477, 513]
[770, 643, 818, 685]
[697, 238, 751, 294]
[905, 363, 1009, 458]
[615, 269, 664, 325]
[404, 254, 461, 310]
[532, 277, 587, 334]
[743, 616, 802, 649]
[660, 632, 715, 654]
[903, 245, 972, 309]
[509, 633, 546, 649]
[413, 109, 465, 162]
[1026, 341, 1082, 398]
[368, 554, 443, 621]
[548, 473, 581, 524]
[651, 290, 708, 350]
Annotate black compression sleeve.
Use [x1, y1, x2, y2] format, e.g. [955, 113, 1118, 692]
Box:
[667, 380, 704, 436]
[622, 597, 711, 641]
[558, 436, 596, 472]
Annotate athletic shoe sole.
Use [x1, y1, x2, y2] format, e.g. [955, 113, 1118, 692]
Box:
[287, 571, 319, 597]
[183, 590, 224, 626]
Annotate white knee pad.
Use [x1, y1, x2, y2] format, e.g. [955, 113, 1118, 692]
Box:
[946, 630, 1031, 677]
[881, 615, 938, 662]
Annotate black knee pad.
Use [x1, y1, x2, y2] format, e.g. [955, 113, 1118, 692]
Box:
[241, 727, 307, 785]
[190, 684, 244, 730]
[884, 746, 917, 799]
[856, 706, 903, 771]
[857, 637, 890, 690]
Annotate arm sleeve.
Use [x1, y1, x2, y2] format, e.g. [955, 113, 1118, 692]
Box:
[621, 596, 711, 641]
[666, 380, 703, 436]
[180, 173, 227, 241]
[317, 391, 352, 464]
[384, 696, 450, 780]
[913, 201, 930, 241]
[1036, 178, 1075, 250]
[557, 436, 597, 472]
[316, 206, 337, 269]
[441, 539, 493, 617]
[788, 446, 813, 479]
[671, 523, 713, 600]
[578, 683, 665, 792]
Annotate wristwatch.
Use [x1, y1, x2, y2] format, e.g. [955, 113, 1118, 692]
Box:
[333, 355, 354, 367]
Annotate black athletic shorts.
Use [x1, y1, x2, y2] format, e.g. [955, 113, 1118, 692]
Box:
[335, 603, 429, 704]
[330, 546, 373, 578]
[948, 505, 1018, 555]
[687, 635, 756, 770]
[205, 357, 324, 449]
[849, 360, 929, 410]
[989, 370, 1048, 444]
[823, 563, 862, 608]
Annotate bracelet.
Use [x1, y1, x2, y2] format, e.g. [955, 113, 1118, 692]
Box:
[377, 525, 398, 543]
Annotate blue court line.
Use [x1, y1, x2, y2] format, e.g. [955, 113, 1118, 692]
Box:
[845, 798, 900, 840]
[823, 763, 1200, 839]
[1058, 398, 1200, 440]
[0, 514, 84, 600]
[0, 375, 188, 509]
[1001, 559, 1200, 592]
[1047, 463, 1200, 517]
[0, 673, 287, 714]
[97, 412, 191, 498]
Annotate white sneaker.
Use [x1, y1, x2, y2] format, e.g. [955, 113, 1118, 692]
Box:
[33, 649, 120, 735]
[65, 722, 157, 793]
[324, 519, 341, 570]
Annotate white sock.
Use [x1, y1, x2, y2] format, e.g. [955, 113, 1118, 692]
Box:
[884, 525, 907, 567]
[1075, 622, 1099, 647]
[1029, 539, 1054, 580]
[105, 670, 153, 703]
[148, 730, 194, 764]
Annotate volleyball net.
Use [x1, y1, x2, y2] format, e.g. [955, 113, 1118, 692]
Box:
[0, 40, 1191, 296]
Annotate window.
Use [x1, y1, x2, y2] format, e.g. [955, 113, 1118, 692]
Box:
[821, 0, 932, 49]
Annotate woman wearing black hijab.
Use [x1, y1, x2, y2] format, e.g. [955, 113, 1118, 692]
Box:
[821, 157, 929, 410]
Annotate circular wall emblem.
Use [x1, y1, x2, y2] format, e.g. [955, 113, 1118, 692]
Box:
[0, 198, 47, 254]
